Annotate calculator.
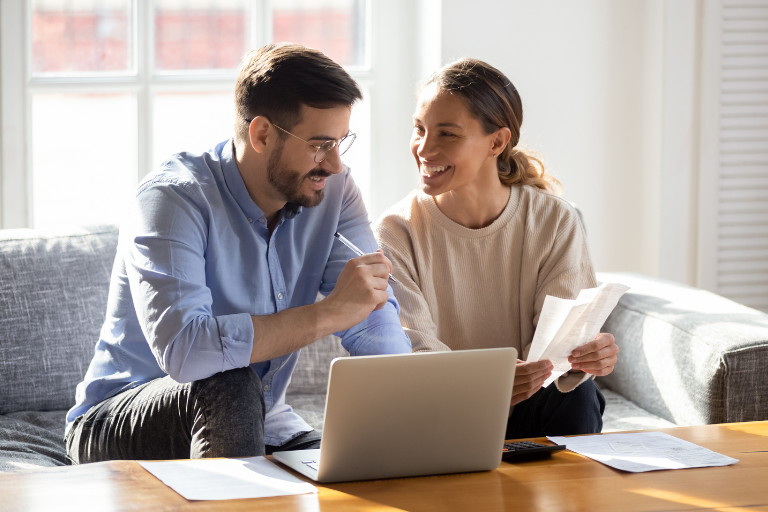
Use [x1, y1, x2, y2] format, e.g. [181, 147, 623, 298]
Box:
[502, 441, 566, 461]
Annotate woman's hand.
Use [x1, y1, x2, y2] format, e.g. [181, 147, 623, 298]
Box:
[511, 359, 554, 406]
[567, 333, 618, 376]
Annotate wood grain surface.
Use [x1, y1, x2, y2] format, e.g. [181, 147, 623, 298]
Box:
[2, 422, 767, 512]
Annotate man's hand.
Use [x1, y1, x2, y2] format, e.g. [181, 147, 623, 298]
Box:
[511, 359, 553, 406]
[321, 250, 392, 332]
[567, 333, 618, 376]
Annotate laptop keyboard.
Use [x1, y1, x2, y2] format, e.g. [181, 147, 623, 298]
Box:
[301, 460, 319, 472]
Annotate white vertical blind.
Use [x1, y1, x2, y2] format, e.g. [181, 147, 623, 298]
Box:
[717, 0, 768, 311]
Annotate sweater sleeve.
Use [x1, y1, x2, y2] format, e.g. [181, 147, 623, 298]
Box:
[530, 200, 598, 393]
[373, 213, 451, 353]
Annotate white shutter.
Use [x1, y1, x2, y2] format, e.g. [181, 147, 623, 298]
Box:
[717, 0, 768, 312]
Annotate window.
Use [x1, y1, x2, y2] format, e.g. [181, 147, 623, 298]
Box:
[2, 0, 372, 228]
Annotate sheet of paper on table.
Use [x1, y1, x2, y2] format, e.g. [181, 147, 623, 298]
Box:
[526, 282, 630, 387]
[139, 456, 318, 501]
[547, 432, 739, 473]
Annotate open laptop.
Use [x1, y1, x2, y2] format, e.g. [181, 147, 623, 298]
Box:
[273, 347, 516, 483]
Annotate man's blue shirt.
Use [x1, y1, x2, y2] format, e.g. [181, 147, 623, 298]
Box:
[66, 140, 411, 445]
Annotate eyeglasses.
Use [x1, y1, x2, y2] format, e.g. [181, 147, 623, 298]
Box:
[272, 123, 356, 163]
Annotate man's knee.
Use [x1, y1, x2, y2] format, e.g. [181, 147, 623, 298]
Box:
[191, 367, 265, 420]
[188, 367, 267, 458]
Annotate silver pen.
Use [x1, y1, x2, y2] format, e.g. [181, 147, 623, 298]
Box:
[334, 232, 399, 284]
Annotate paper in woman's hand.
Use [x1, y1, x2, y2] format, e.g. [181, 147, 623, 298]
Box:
[526, 282, 630, 386]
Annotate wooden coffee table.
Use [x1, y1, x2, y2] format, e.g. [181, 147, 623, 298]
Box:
[3, 422, 767, 511]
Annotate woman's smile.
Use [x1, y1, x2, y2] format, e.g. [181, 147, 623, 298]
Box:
[420, 163, 453, 179]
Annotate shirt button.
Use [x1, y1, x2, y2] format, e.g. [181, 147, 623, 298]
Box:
[277, 293, 283, 300]
[247, 217, 253, 223]
[270, 241, 274, 247]
[264, 385, 269, 391]
[259, 217, 266, 223]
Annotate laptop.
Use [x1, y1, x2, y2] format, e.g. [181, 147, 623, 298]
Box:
[273, 347, 516, 483]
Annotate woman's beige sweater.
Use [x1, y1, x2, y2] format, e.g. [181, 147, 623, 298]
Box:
[373, 185, 597, 392]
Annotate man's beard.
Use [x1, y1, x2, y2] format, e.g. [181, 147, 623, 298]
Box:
[267, 140, 331, 208]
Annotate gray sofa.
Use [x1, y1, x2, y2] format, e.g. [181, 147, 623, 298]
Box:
[1, 225, 767, 473]
[597, 272, 768, 426]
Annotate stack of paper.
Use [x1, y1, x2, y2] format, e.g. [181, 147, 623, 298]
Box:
[526, 282, 630, 386]
[139, 456, 317, 501]
[548, 432, 739, 472]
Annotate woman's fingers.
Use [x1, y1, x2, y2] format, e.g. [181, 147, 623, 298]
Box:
[510, 359, 553, 406]
[568, 333, 619, 376]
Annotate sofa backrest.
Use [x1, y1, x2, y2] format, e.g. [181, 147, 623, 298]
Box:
[597, 271, 768, 425]
[0, 225, 119, 414]
[288, 334, 348, 396]
[0, 224, 347, 415]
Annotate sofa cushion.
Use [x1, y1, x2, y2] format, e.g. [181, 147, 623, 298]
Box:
[0, 225, 118, 414]
[287, 334, 348, 396]
[0, 410, 68, 472]
[597, 272, 768, 425]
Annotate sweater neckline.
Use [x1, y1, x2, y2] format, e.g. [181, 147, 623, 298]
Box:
[420, 186, 522, 239]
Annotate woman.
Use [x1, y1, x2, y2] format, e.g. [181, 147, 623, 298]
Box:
[374, 59, 617, 438]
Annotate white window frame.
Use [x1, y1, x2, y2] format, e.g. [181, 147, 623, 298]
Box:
[1, 0, 380, 229]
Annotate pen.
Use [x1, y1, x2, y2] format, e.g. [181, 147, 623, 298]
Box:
[334, 232, 399, 284]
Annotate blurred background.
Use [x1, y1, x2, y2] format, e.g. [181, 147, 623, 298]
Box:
[1, 0, 767, 312]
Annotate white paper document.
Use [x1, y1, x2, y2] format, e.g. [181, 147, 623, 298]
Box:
[547, 432, 739, 473]
[139, 456, 318, 501]
[526, 282, 630, 386]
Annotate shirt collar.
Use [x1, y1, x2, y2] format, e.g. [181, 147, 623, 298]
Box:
[220, 140, 303, 223]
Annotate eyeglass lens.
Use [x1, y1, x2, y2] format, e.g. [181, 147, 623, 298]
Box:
[315, 134, 356, 163]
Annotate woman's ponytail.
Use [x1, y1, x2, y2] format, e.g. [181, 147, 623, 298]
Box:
[498, 145, 561, 194]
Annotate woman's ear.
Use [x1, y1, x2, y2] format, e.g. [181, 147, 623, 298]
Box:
[491, 127, 512, 156]
[248, 116, 272, 154]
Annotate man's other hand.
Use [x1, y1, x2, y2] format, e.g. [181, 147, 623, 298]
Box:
[567, 333, 618, 376]
[511, 359, 553, 406]
[322, 249, 392, 331]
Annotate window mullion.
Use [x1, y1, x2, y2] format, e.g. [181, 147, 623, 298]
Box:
[138, 0, 153, 181]
[1, 0, 29, 228]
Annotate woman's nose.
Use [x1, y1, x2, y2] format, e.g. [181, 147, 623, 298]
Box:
[416, 134, 438, 158]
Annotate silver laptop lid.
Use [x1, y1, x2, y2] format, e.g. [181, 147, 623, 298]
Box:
[316, 347, 517, 482]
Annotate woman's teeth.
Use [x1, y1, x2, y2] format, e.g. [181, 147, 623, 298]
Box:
[422, 164, 449, 176]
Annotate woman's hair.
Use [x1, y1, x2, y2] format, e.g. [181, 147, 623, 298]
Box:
[422, 59, 561, 195]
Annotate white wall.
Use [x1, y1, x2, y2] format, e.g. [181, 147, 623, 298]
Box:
[437, 0, 667, 275]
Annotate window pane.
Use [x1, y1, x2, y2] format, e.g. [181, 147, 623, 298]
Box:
[32, 93, 137, 228]
[154, 0, 249, 72]
[32, 0, 133, 74]
[153, 91, 235, 167]
[272, 0, 366, 67]
[344, 91, 371, 209]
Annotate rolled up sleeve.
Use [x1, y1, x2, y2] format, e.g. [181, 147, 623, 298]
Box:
[321, 169, 411, 355]
[125, 180, 254, 383]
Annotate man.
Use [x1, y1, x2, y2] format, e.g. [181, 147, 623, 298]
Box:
[65, 43, 411, 463]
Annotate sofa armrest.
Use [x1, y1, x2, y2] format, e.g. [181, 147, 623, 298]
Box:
[596, 272, 768, 426]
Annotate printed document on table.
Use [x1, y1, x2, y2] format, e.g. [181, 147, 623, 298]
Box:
[547, 432, 739, 473]
[526, 282, 630, 386]
[139, 456, 318, 501]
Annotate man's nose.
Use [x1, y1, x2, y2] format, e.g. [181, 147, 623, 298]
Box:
[319, 146, 344, 174]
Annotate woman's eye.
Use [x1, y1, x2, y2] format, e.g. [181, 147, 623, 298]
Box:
[440, 131, 457, 138]
[413, 126, 425, 135]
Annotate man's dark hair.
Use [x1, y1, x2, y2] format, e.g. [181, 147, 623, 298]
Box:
[235, 43, 363, 142]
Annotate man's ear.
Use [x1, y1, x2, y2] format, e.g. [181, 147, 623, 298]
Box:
[249, 116, 272, 155]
